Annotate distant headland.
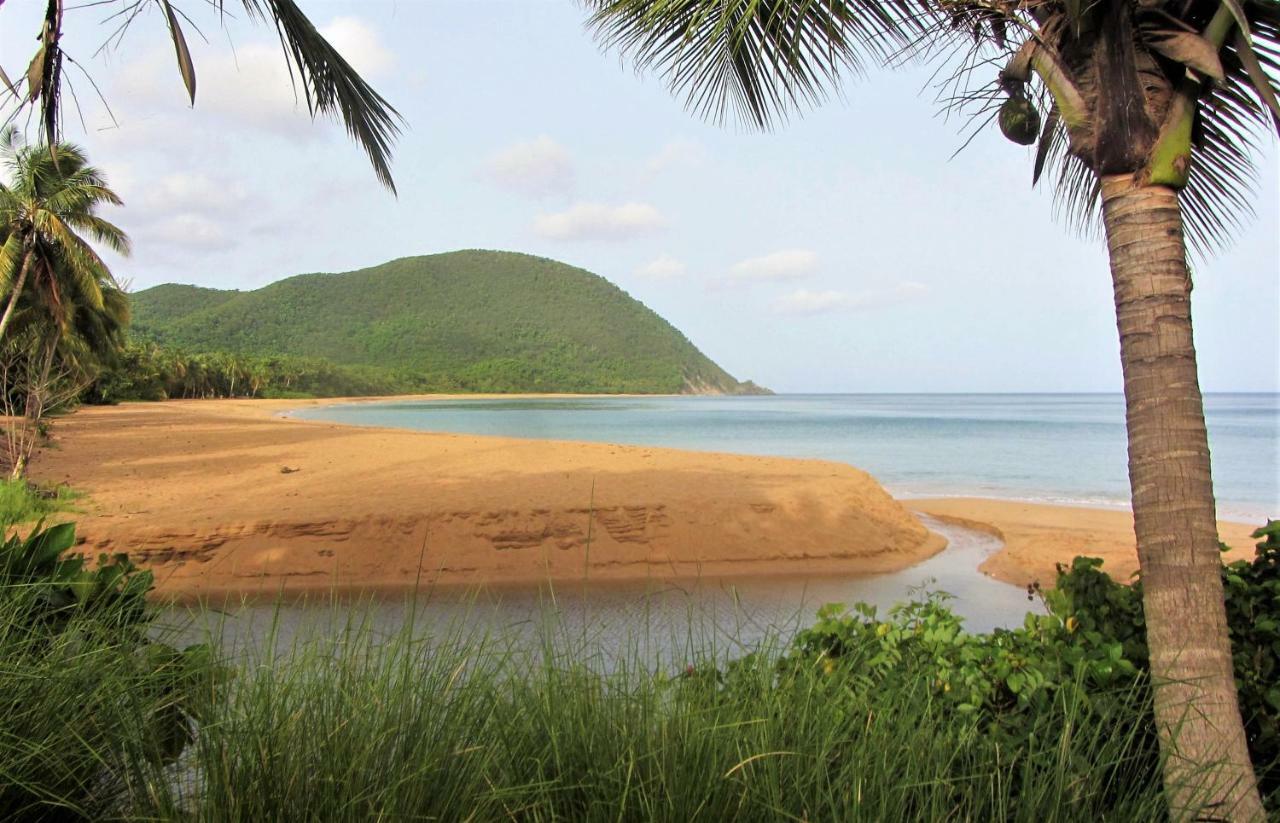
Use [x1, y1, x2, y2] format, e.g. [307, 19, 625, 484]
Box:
[121, 250, 771, 398]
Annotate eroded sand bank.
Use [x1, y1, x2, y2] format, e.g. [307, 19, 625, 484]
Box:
[29, 399, 944, 599]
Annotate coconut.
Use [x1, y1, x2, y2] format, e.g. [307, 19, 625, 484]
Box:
[999, 97, 1040, 146]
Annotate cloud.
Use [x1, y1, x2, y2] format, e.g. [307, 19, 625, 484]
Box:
[485, 136, 574, 197]
[774, 282, 929, 316]
[533, 202, 666, 241]
[109, 16, 394, 141]
[727, 249, 818, 284]
[82, 17, 397, 268]
[647, 139, 706, 174]
[319, 17, 395, 77]
[141, 214, 235, 252]
[635, 255, 687, 280]
[107, 171, 248, 257]
[132, 172, 249, 216]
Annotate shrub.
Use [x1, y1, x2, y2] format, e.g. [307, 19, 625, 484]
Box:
[1046, 521, 1280, 806]
[788, 520, 1280, 812]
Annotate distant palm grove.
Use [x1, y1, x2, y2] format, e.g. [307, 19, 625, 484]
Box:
[97, 250, 766, 400]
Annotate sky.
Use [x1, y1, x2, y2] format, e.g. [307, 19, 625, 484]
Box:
[1, 1, 1277, 393]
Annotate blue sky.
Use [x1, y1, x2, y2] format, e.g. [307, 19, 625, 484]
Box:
[2, 1, 1276, 392]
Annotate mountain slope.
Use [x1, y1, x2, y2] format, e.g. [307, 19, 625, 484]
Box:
[130, 250, 764, 395]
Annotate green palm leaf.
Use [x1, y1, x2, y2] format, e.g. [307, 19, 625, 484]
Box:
[234, 0, 403, 191]
[0, 133, 128, 345]
[589, 0, 1279, 254]
[588, 0, 925, 128]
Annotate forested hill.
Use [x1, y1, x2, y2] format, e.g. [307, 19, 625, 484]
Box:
[129, 250, 767, 395]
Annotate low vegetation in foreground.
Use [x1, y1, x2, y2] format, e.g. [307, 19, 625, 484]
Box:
[1, 519, 1276, 820]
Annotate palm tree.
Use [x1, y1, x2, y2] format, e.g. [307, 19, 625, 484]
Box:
[4, 0, 400, 192]
[2, 276, 130, 479]
[0, 132, 129, 343]
[588, 0, 1277, 817]
[0, 133, 128, 478]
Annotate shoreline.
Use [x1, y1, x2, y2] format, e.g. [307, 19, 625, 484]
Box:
[27, 396, 1263, 600]
[284, 393, 1273, 524]
[30, 398, 946, 600]
[910, 499, 1258, 587]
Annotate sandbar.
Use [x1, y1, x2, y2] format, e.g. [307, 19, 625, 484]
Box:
[29, 398, 944, 600]
[29, 399, 1262, 600]
[911, 497, 1260, 587]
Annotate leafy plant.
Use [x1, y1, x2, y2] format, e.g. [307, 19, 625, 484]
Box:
[786, 521, 1280, 812]
[1225, 522, 1280, 802]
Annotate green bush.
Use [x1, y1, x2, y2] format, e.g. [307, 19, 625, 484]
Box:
[1223, 522, 1280, 802]
[3, 521, 1271, 818]
[0, 522, 218, 821]
[1047, 522, 1280, 806]
[787, 521, 1280, 812]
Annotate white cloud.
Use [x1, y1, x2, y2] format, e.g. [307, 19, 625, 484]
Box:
[774, 282, 929, 316]
[319, 17, 395, 78]
[82, 18, 396, 268]
[647, 139, 706, 174]
[485, 136, 574, 197]
[728, 249, 818, 283]
[533, 202, 666, 241]
[110, 16, 394, 141]
[635, 255, 687, 280]
[133, 172, 249, 216]
[142, 214, 235, 252]
[108, 171, 249, 258]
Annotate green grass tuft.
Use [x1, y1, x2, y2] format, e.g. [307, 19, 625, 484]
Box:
[0, 479, 80, 527]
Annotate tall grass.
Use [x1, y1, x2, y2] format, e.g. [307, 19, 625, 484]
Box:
[0, 580, 187, 820]
[123, 602, 1167, 821]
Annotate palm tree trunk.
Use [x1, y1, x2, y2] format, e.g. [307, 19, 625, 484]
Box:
[1100, 174, 1263, 821]
[10, 332, 59, 482]
[0, 249, 35, 341]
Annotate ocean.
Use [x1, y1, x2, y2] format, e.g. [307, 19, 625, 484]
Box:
[293, 393, 1278, 524]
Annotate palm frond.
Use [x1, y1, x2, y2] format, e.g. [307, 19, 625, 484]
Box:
[587, 0, 929, 129]
[0, 234, 24, 293]
[32, 212, 105, 294]
[61, 213, 130, 258]
[237, 0, 403, 192]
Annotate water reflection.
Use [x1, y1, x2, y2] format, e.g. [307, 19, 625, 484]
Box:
[165, 519, 1035, 660]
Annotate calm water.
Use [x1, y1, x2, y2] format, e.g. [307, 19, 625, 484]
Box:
[177, 518, 1034, 651]
[294, 393, 1278, 523]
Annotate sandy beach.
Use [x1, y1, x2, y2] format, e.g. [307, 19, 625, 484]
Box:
[29, 398, 945, 600]
[27, 398, 1260, 599]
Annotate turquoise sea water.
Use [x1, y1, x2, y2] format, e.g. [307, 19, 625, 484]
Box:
[293, 393, 1277, 523]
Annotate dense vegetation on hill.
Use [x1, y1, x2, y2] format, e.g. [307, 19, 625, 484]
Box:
[123, 251, 765, 397]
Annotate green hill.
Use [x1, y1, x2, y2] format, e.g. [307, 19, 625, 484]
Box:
[129, 250, 765, 395]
